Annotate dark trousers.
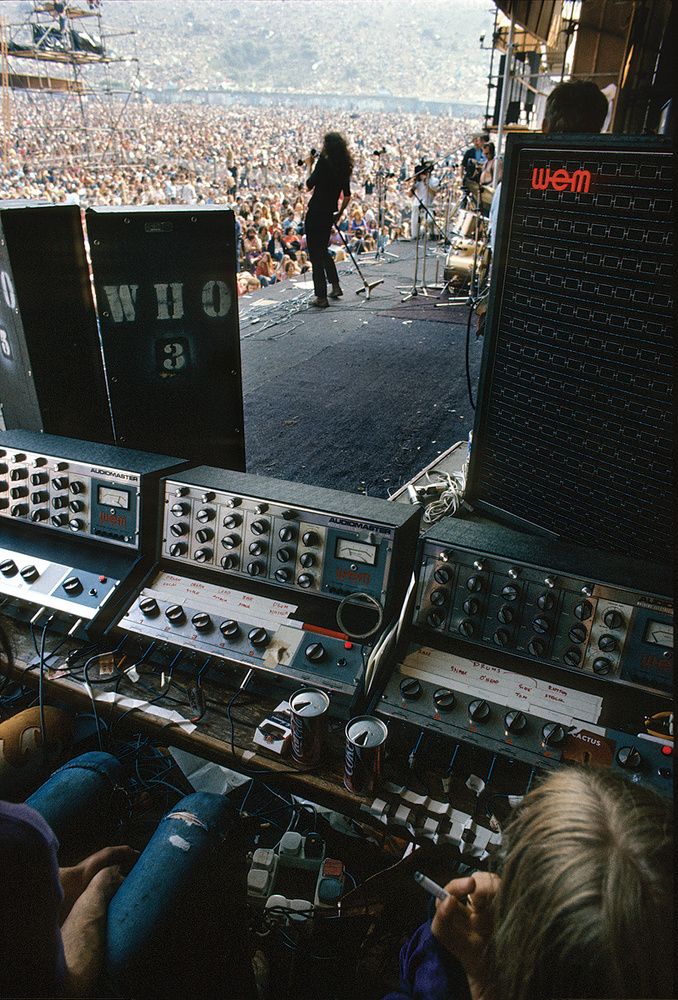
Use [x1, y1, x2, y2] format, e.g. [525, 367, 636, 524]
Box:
[305, 211, 339, 299]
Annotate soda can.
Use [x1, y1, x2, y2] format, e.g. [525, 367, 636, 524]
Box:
[344, 716, 388, 795]
[289, 688, 330, 766]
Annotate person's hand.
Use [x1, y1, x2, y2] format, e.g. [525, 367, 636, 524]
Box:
[61, 864, 127, 996]
[60, 845, 138, 921]
[431, 871, 500, 1000]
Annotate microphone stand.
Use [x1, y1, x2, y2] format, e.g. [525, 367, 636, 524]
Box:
[332, 222, 384, 300]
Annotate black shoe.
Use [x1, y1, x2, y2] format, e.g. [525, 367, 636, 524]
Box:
[312, 297, 330, 308]
[329, 286, 343, 299]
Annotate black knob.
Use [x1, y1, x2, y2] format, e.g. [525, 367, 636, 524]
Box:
[462, 597, 480, 616]
[173, 486, 188, 497]
[400, 677, 422, 700]
[191, 612, 212, 632]
[434, 566, 451, 585]
[246, 560, 264, 576]
[63, 576, 83, 595]
[468, 698, 490, 723]
[0, 559, 17, 576]
[568, 624, 587, 643]
[563, 647, 582, 667]
[220, 619, 240, 639]
[70, 481, 84, 495]
[504, 710, 527, 734]
[253, 502, 268, 515]
[225, 496, 241, 508]
[616, 745, 642, 770]
[52, 477, 68, 491]
[281, 509, 296, 520]
[433, 688, 455, 711]
[139, 597, 159, 616]
[297, 573, 313, 588]
[69, 499, 84, 513]
[251, 519, 269, 536]
[68, 518, 84, 532]
[196, 507, 214, 523]
[0, 481, 7, 493]
[598, 634, 617, 653]
[494, 628, 510, 647]
[528, 637, 547, 657]
[170, 522, 188, 537]
[497, 604, 514, 624]
[541, 722, 566, 748]
[279, 525, 295, 542]
[603, 609, 624, 630]
[248, 627, 269, 648]
[592, 657, 611, 675]
[30, 473, 48, 486]
[10, 453, 25, 462]
[430, 588, 447, 606]
[9, 468, 27, 481]
[574, 600, 593, 621]
[52, 495, 68, 509]
[221, 533, 240, 549]
[427, 609, 445, 628]
[194, 548, 213, 563]
[165, 604, 185, 623]
[276, 547, 292, 562]
[169, 542, 187, 557]
[223, 513, 241, 529]
[221, 554, 239, 570]
[11, 504, 29, 517]
[300, 552, 315, 568]
[466, 575, 483, 593]
[537, 592, 554, 611]
[302, 531, 318, 546]
[170, 502, 188, 517]
[30, 508, 47, 522]
[274, 567, 291, 583]
[196, 528, 214, 544]
[532, 617, 550, 634]
[51, 513, 68, 527]
[459, 619, 475, 637]
[201, 492, 215, 504]
[501, 584, 519, 601]
[305, 642, 326, 663]
[249, 540, 266, 556]
[10, 486, 28, 499]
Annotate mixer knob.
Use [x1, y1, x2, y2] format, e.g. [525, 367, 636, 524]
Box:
[0, 462, 6, 474]
[433, 688, 455, 711]
[196, 528, 214, 544]
[544, 576, 556, 589]
[69, 499, 84, 513]
[462, 597, 480, 616]
[253, 502, 268, 515]
[508, 567, 520, 579]
[278, 525, 295, 542]
[63, 576, 83, 595]
[302, 531, 318, 547]
[493, 628, 510, 647]
[616, 745, 642, 770]
[438, 549, 453, 563]
[500, 584, 519, 601]
[473, 560, 485, 571]
[305, 642, 326, 663]
[504, 710, 527, 735]
[299, 552, 315, 568]
[30, 490, 48, 505]
[170, 502, 189, 517]
[18, 564, 39, 583]
[459, 619, 475, 637]
[468, 699, 490, 723]
[70, 481, 84, 495]
[541, 722, 566, 748]
[603, 609, 624, 630]
[196, 508, 215, 523]
[537, 592, 555, 611]
[274, 567, 291, 583]
[139, 597, 159, 617]
[174, 486, 188, 497]
[165, 604, 185, 624]
[169, 542, 187, 557]
[568, 624, 587, 644]
[69, 518, 83, 532]
[427, 609, 445, 627]
[221, 554, 239, 570]
[201, 492, 215, 504]
[277, 547, 292, 562]
[247, 560, 264, 576]
[11, 453, 26, 462]
[194, 548, 213, 563]
[11, 504, 28, 517]
[251, 519, 269, 536]
[223, 513, 241, 529]
[563, 647, 582, 667]
[249, 540, 266, 556]
[465, 575, 483, 593]
[297, 573, 314, 588]
[0, 559, 17, 576]
[10, 468, 28, 481]
[532, 617, 550, 634]
[51, 513, 68, 528]
[225, 495, 241, 508]
[30, 508, 48, 522]
[581, 584, 593, 597]
[30, 473, 48, 486]
[52, 477, 68, 491]
[598, 634, 618, 653]
[220, 619, 240, 639]
[528, 637, 547, 657]
[191, 612, 212, 632]
[434, 566, 451, 585]
[430, 588, 447, 607]
[53, 495, 68, 509]
[399, 677, 422, 700]
[221, 533, 241, 549]
[573, 600, 593, 621]
[170, 522, 188, 537]
[10, 486, 28, 499]
[497, 605, 514, 625]
[32, 457, 47, 468]
[0, 481, 7, 493]
[592, 657, 612, 675]
[248, 627, 269, 648]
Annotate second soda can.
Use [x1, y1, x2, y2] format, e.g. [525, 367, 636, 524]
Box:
[290, 688, 330, 766]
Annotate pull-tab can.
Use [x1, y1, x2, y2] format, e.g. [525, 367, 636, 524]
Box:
[344, 716, 388, 794]
[290, 688, 330, 766]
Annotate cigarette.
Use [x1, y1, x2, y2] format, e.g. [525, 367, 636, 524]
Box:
[413, 871, 449, 901]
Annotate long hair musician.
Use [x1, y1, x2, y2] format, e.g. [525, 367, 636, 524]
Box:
[303, 131, 353, 308]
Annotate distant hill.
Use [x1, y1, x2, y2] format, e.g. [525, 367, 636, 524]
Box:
[5, 0, 493, 106]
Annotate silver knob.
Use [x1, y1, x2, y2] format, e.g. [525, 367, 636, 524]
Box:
[581, 584, 593, 597]
[473, 560, 484, 571]
[544, 576, 555, 588]
[508, 567, 519, 579]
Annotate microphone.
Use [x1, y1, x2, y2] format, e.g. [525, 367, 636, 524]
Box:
[297, 148, 317, 167]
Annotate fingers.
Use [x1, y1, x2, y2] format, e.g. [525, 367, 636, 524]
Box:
[87, 864, 125, 903]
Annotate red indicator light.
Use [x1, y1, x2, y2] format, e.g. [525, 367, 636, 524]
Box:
[344, 641, 353, 649]
[99, 576, 107, 583]
[661, 745, 672, 756]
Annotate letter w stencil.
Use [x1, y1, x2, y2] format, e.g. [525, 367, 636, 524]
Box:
[102, 285, 138, 322]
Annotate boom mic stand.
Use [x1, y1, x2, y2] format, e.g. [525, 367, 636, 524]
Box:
[364, 148, 399, 264]
[332, 222, 384, 300]
[398, 179, 449, 301]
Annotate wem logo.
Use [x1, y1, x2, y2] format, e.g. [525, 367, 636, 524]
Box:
[531, 167, 592, 193]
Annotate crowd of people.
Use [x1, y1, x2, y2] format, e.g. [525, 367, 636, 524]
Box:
[1, 94, 480, 295]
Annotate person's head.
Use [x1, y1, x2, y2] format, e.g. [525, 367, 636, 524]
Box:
[483, 142, 495, 160]
[472, 134, 483, 149]
[321, 132, 354, 177]
[491, 768, 673, 1000]
[542, 80, 609, 134]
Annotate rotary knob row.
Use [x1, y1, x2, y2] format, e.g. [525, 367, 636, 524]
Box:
[0, 559, 40, 582]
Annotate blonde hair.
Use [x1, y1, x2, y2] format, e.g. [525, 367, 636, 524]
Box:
[492, 768, 673, 1000]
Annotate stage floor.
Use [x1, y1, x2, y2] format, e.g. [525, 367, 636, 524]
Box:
[239, 240, 484, 498]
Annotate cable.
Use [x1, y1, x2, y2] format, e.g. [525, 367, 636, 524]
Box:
[228, 667, 255, 758]
[38, 621, 50, 761]
[336, 591, 384, 640]
[465, 302, 476, 410]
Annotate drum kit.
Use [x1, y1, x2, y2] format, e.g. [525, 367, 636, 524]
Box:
[438, 186, 491, 303]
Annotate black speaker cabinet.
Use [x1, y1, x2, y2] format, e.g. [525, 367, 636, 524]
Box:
[0, 202, 113, 442]
[86, 206, 245, 470]
[467, 134, 672, 565]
